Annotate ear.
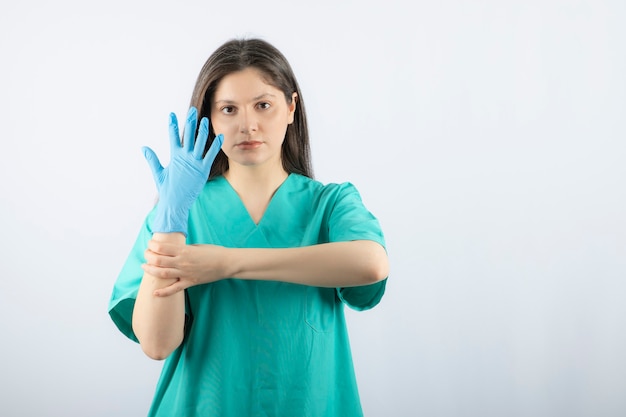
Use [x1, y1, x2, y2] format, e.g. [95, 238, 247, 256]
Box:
[287, 92, 298, 124]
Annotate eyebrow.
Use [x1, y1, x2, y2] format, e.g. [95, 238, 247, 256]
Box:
[215, 93, 278, 105]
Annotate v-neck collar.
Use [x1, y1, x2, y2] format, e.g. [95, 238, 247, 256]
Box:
[218, 173, 294, 228]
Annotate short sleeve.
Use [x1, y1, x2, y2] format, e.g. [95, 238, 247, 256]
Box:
[108, 213, 154, 343]
[328, 183, 388, 311]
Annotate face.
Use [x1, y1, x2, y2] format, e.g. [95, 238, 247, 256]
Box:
[210, 67, 297, 172]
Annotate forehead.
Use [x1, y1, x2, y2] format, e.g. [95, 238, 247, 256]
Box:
[214, 67, 280, 99]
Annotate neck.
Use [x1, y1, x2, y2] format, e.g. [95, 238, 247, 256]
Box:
[224, 163, 289, 198]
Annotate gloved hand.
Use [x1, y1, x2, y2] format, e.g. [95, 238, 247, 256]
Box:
[142, 106, 223, 236]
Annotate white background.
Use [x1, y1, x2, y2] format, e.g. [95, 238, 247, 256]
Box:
[1, 0, 625, 416]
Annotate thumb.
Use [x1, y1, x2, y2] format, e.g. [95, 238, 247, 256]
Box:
[142, 146, 164, 185]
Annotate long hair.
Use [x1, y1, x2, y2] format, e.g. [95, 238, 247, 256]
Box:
[189, 38, 313, 179]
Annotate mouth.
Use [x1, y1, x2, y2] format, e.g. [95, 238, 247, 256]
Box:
[235, 141, 263, 150]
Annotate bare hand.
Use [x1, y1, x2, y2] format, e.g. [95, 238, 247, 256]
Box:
[141, 239, 226, 297]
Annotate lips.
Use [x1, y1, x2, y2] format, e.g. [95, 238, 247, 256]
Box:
[236, 141, 263, 150]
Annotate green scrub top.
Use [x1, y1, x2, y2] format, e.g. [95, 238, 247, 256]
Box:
[109, 173, 387, 417]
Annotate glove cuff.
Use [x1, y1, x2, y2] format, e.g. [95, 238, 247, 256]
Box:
[151, 204, 189, 237]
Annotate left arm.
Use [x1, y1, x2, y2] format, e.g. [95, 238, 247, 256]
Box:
[229, 240, 388, 287]
[142, 239, 388, 297]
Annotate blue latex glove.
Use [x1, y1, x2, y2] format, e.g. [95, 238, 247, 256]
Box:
[142, 107, 223, 236]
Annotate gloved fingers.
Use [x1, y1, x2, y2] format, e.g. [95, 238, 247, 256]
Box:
[183, 107, 198, 152]
[193, 117, 210, 160]
[168, 112, 182, 151]
[203, 133, 224, 169]
[142, 146, 164, 185]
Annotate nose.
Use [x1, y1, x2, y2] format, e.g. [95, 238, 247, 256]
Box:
[239, 110, 258, 134]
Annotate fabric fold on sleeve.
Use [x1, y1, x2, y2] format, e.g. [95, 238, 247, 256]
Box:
[108, 211, 155, 343]
[338, 279, 387, 311]
[328, 182, 388, 310]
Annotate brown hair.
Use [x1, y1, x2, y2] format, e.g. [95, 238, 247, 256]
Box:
[189, 38, 313, 179]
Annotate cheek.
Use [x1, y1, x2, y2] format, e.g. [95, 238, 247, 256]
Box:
[211, 121, 238, 152]
[210, 115, 235, 136]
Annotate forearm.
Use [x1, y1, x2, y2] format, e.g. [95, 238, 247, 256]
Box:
[132, 233, 186, 360]
[225, 240, 388, 287]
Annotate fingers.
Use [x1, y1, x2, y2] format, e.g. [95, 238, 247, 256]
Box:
[169, 107, 215, 160]
[147, 239, 180, 256]
[168, 112, 181, 151]
[204, 133, 223, 168]
[140, 263, 188, 297]
[142, 146, 164, 184]
[182, 107, 198, 152]
[193, 118, 209, 160]
[144, 250, 174, 270]
[153, 281, 187, 297]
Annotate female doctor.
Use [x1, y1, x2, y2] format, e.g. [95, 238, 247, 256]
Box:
[109, 37, 389, 417]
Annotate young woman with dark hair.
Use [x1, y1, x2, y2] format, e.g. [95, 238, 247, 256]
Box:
[109, 37, 389, 417]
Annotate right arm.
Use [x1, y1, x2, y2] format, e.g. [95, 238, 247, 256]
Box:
[132, 232, 186, 360]
[133, 107, 223, 360]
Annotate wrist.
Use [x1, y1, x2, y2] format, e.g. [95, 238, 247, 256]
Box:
[221, 247, 242, 279]
[152, 232, 186, 244]
[152, 205, 190, 236]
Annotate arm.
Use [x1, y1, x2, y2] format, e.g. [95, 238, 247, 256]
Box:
[132, 232, 186, 360]
[142, 239, 389, 297]
[228, 240, 388, 287]
[132, 107, 223, 360]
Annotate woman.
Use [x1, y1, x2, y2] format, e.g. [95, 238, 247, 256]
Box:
[109, 38, 389, 417]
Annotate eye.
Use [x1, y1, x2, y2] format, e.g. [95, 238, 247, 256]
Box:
[221, 106, 236, 115]
[257, 102, 271, 110]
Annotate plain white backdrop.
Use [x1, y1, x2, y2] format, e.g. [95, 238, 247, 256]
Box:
[1, 0, 625, 416]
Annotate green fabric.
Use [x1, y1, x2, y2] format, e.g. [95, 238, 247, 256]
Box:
[109, 174, 387, 417]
